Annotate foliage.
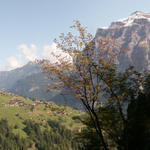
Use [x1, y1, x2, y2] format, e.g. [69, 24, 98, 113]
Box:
[23, 120, 81, 150]
[39, 21, 149, 150]
[39, 21, 122, 150]
[0, 119, 30, 150]
[0, 118, 81, 150]
[127, 73, 150, 150]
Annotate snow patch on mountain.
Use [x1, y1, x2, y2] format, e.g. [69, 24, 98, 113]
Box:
[117, 11, 150, 27]
[101, 26, 109, 29]
[100, 11, 150, 29]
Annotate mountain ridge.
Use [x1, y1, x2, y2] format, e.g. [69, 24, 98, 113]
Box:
[101, 11, 150, 29]
[95, 11, 150, 72]
[0, 61, 79, 107]
[1, 11, 150, 107]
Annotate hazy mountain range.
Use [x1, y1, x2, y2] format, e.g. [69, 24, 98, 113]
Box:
[0, 62, 78, 107]
[0, 11, 150, 106]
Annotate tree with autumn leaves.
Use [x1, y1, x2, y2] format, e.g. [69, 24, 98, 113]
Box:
[39, 21, 150, 150]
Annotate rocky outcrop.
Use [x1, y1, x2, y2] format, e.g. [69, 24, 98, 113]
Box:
[95, 11, 150, 71]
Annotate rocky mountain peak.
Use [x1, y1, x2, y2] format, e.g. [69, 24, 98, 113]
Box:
[96, 11, 150, 72]
[101, 11, 150, 29]
[117, 11, 150, 27]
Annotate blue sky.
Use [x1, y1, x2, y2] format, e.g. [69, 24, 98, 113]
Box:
[1, 0, 150, 70]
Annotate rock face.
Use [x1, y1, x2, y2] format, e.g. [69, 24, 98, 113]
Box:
[95, 11, 150, 71]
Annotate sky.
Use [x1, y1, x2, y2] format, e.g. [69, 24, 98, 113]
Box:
[1, 0, 150, 70]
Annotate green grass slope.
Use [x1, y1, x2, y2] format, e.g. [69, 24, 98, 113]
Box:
[0, 90, 83, 138]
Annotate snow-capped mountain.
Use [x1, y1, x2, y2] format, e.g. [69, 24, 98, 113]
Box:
[101, 11, 150, 29]
[96, 11, 150, 71]
[117, 11, 150, 27]
[0, 11, 150, 107]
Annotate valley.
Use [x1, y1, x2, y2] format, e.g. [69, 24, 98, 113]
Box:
[0, 8, 150, 149]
